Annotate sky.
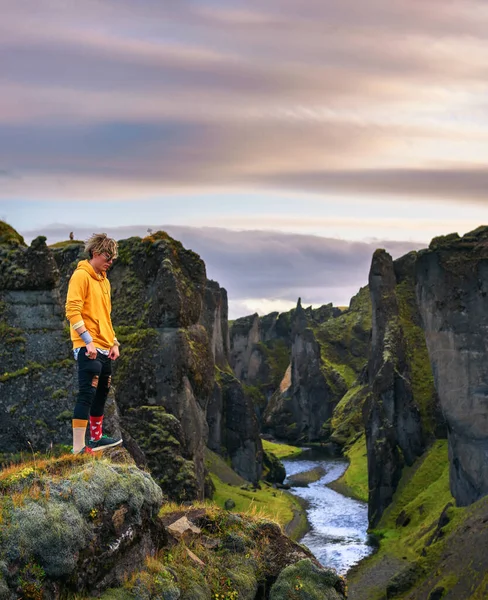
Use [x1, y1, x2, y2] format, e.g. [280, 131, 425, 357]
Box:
[1, 1, 488, 318]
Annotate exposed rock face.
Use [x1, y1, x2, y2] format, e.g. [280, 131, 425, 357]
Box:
[264, 300, 339, 442]
[230, 313, 262, 381]
[0, 235, 75, 454]
[211, 371, 263, 483]
[200, 280, 230, 368]
[229, 311, 292, 424]
[366, 249, 438, 526]
[416, 227, 488, 506]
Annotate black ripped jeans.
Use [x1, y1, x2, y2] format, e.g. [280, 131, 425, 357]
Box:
[73, 350, 112, 420]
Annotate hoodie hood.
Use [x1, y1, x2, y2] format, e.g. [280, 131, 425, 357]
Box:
[76, 259, 106, 280]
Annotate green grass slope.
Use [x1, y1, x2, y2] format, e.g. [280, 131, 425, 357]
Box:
[348, 441, 488, 600]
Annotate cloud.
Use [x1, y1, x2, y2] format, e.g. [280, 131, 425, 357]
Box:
[21, 224, 426, 318]
[1, 0, 488, 204]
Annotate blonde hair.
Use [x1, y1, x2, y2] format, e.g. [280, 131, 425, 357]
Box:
[85, 233, 118, 259]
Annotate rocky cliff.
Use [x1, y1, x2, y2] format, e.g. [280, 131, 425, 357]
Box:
[365, 246, 449, 525]
[262, 290, 371, 445]
[229, 311, 292, 424]
[416, 226, 488, 507]
[0, 230, 76, 455]
[0, 224, 262, 498]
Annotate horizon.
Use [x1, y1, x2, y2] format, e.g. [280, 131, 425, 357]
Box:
[5, 218, 477, 320]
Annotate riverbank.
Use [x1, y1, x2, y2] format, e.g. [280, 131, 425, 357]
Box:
[205, 445, 309, 540]
[327, 434, 368, 502]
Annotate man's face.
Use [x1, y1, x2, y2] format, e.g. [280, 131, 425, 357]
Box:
[92, 251, 115, 272]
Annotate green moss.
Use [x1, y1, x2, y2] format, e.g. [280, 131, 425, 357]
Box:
[330, 385, 369, 447]
[256, 339, 290, 388]
[330, 434, 368, 502]
[242, 384, 267, 408]
[51, 389, 67, 401]
[314, 285, 372, 376]
[0, 221, 25, 245]
[261, 439, 303, 460]
[55, 410, 72, 422]
[0, 362, 44, 382]
[48, 240, 84, 249]
[270, 558, 345, 599]
[395, 280, 437, 435]
[126, 569, 180, 599]
[0, 321, 26, 345]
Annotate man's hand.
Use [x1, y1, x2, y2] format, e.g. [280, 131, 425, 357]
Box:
[108, 345, 120, 361]
[85, 341, 97, 359]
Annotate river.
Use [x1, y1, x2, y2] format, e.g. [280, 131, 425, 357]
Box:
[282, 448, 374, 575]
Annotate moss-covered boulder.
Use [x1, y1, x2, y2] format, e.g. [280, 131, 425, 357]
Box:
[123, 406, 199, 502]
[262, 449, 286, 484]
[0, 450, 164, 598]
[269, 558, 346, 599]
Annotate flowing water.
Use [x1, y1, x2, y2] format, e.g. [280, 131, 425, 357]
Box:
[282, 448, 375, 575]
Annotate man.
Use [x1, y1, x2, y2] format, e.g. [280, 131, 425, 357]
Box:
[66, 233, 123, 454]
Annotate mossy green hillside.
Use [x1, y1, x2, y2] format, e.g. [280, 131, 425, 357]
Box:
[372, 441, 455, 561]
[48, 240, 84, 250]
[348, 441, 488, 599]
[205, 448, 305, 541]
[329, 434, 368, 502]
[314, 285, 372, 378]
[0, 221, 25, 245]
[330, 384, 369, 447]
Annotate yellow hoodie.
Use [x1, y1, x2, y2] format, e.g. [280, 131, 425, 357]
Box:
[65, 260, 116, 350]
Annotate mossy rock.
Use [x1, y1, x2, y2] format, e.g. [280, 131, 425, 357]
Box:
[110, 232, 207, 328]
[386, 563, 423, 598]
[262, 449, 286, 484]
[0, 221, 25, 246]
[127, 569, 180, 599]
[269, 559, 346, 599]
[124, 406, 199, 502]
[429, 232, 461, 250]
[0, 453, 164, 597]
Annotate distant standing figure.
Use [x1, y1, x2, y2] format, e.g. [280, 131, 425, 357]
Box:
[69, 231, 74, 240]
[65, 233, 122, 454]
